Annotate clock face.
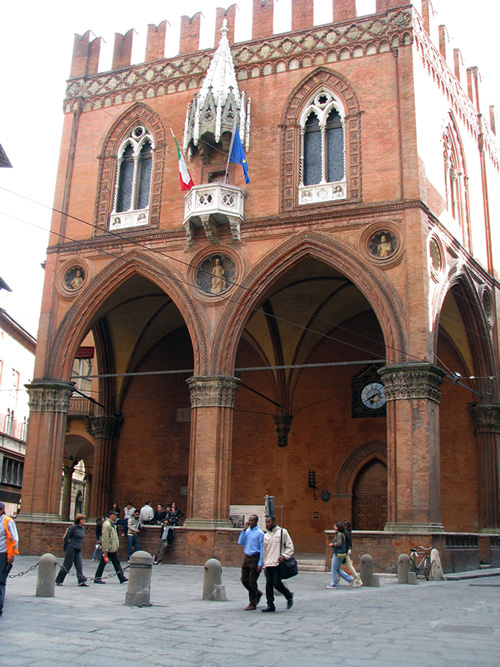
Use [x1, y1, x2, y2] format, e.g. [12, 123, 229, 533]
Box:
[361, 382, 386, 410]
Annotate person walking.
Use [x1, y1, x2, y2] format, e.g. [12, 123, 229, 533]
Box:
[238, 514, 264, 610]
[343, 520, 363, 587]
[56, 514, 88, 586]
[92, 516, 104, 561]
[327, 521, 354, 589]
[127, 509, 141, 561]
[261, 515, 294, 612]
[153, 517, 174, 564]
[93, 510, 128, 584]
[0, 501, 18, 616]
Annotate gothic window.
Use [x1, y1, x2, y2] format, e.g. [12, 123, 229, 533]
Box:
[300, 90, 346, 204]
[110, 125, 154, 230]
[442, 119, 469, 244]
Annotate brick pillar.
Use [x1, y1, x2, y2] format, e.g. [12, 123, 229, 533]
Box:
[84, 473, 92, 519]
[184, 376, 240, 528]
[252, 0, 274, 41]
[469, 405, 500, 531]
[179, 13, 202, 55]
[86, 414, 123, 519]
[333, 0, 357, 23]
[21, 381, 74, 521]
[112, 30, 134, 70]
[215, 6, 236, 46]
[379, 363, 447, 533]
[291, 0, 313, 31]
[145, 21, 167, 62]
[61, 465, 74, 521]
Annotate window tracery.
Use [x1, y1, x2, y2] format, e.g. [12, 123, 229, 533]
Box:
[111, 126, 154, 229]
[442, 118, 469, 245]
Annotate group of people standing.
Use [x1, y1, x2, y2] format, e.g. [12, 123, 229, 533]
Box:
[238, 516, 363, 612]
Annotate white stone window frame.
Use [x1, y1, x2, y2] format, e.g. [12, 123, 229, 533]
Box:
[109, 125, 155, 231]
[298, 90, 347, 206]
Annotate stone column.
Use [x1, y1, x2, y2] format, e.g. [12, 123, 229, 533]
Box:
[84, 472, 92, 519]
[21, 381, 74, 521]
[469, 404, 500, 531]
[379, 362, 447, 533]
[60, 465, 74, 521]
[86, 414, 123, 519]
[184, 376, 240, 528]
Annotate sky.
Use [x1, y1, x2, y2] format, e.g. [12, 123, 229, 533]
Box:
[0, 0, 499, 337]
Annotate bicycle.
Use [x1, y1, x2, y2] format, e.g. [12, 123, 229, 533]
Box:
[409, 546, 433, 580]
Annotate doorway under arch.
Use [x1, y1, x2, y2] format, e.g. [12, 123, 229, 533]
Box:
[352, 459, 387, 530]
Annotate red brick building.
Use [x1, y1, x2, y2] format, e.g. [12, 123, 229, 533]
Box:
[19, 0, 500, 571]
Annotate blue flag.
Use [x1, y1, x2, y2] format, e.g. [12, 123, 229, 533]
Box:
[229, 124, 250, 184]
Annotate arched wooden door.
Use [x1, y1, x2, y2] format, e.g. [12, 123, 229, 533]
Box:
[352, 459, 387, 530]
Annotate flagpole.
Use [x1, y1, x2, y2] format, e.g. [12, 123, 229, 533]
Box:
[224, 117, 238, 184]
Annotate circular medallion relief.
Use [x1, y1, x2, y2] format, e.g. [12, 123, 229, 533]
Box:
[368, 230, 398, 259]
[429, 238, 442, 275]
[64, 266, 86, 291]
[196, 255, 236, 295]
[482, 288, 494, 327]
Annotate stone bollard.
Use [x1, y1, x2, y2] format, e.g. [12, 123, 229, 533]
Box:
[36, 553, 57, 597]
[429, 548, 446, 581]
[359, 554, 380, 587]
[397, 553, 411, 584]
[203, 558, 227, 601]
[125, 550, 153, 607]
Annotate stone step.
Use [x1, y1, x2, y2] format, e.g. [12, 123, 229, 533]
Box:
[297, 559, 326, 572]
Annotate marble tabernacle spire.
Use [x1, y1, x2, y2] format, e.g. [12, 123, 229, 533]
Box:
[184, 19, 251, 164]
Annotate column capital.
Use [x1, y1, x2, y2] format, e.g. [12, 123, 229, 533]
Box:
[86, 414, 124, 439]
[469, 404, 500, 435]
[26, 380, 75, 413]
[379, 362, 447, 404]
[187, 375, 240, 408]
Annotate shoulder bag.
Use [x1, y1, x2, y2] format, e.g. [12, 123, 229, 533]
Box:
[278, 529, 298, 579]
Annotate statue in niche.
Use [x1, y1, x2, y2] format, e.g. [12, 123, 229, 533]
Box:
[368, 231, 397, 259]
[196, 255, 236, 295]
[210, 257, 226, 294]
[65, 266, 85, 291]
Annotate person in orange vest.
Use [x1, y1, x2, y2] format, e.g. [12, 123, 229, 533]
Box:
[0, 501, 19, 616]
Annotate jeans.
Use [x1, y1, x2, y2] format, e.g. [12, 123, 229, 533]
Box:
[127, 535, 140, 560]
[330, 553, 353, 587]
[94, 551, 127, 582]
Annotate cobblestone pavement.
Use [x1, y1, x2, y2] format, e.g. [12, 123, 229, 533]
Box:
[2, 556, 500, 666]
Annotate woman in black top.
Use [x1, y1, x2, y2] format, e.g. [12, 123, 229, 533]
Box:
[167, 502, 184, 526]
[343, 519, 362, 587]
[56, 514, 88, 586]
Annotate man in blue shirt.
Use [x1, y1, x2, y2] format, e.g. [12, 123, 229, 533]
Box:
[238, 514, 264, 610]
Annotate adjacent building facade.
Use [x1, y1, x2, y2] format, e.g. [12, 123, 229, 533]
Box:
[18, 0, 500, 570]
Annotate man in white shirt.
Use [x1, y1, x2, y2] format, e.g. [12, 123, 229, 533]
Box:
[139, 500, 154, 524]
[0, 501, 19, 616]
[261, 515, 294, 612]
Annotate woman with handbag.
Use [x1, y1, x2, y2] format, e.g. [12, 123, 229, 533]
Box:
[56, 514, 88, 587]
[327, 521, 354, 589]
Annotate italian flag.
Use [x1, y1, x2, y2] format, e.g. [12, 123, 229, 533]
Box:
[172, 130, 194, 191]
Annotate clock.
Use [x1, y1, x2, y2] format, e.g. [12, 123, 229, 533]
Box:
[352, 365, 387, 418]
[361, 382, 386, 410]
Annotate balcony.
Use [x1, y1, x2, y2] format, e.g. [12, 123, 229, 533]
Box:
[183, 184, 244, 245]
[68, 396, 95, 418]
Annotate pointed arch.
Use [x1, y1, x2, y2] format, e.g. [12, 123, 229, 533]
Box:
[45, 251, 209, 380]
[335, 440, 387, 495]
[280, 67, 362, 211]
[442, 111, 471, 248]
[433, 268, 498, 400]
[211, 231, 407, 375]
[94, 103, 166, 234]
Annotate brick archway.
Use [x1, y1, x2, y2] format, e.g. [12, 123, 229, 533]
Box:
[212, 231, 407, 376]
[335, 439, 387, 496]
